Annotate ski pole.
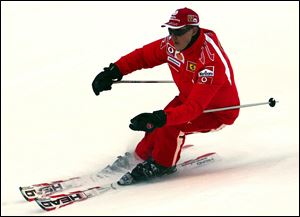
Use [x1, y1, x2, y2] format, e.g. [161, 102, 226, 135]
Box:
[114, 80, 278, 111]
[203, 98, 278, 113]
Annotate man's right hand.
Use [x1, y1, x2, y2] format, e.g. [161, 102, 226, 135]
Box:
[92, 63, 123, 95]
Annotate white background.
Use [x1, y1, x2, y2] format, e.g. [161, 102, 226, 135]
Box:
[1, 1, 299, 215]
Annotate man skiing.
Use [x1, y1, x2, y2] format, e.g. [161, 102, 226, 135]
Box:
[92, 7, 240, 185]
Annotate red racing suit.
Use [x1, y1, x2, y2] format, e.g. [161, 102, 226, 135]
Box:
[115, 28, 240, 167]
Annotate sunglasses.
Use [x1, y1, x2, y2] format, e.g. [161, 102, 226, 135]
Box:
[168, 25, 193, 36]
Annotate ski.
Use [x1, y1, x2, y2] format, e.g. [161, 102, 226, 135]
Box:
[19, 177, 83, 202]
[35, 152, 219, 211]
[19, 144, 195, 202]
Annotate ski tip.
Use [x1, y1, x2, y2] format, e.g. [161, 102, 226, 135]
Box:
[19, 186, 37, 202]
[35, 198, 55, 211]
[19, 187, 28, 201]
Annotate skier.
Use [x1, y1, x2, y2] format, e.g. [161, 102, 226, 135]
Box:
[92, 7, 240, 184]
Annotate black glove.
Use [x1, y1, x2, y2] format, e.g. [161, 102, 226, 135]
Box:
[92, 63, 123, 95]
[129, 110, 167, 133]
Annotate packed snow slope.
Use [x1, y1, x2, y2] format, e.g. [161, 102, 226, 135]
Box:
[1, 2, 299, 216]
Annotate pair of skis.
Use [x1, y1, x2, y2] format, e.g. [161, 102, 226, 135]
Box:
[20, 148, 219, 211]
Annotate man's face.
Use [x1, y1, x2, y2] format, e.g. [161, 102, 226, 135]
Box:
[168, 26, 198, 51]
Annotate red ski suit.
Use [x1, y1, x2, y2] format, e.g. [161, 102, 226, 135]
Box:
[115, 28, 240, 167]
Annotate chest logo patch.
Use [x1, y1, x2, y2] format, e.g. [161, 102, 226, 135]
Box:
[198, 67, 214, 84]
[167, 56, 181, 67]
[186, 61, 197, 72]
[175, 51, 185, 63]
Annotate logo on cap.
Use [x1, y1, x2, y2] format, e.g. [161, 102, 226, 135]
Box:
[187, 15, 198, 23]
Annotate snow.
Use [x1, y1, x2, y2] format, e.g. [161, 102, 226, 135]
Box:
[1, 1, 299, 216]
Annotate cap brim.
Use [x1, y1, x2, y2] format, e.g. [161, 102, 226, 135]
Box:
[161, 23, 200, 29]
[161, 23, 185, 29]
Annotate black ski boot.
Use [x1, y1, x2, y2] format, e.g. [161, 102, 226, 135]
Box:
[118, 158, 177, 185]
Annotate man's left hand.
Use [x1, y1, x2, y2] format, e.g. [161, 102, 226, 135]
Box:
[129, 110, 167, 132]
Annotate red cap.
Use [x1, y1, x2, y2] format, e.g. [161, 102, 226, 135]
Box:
[161, 8, 199, 29]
